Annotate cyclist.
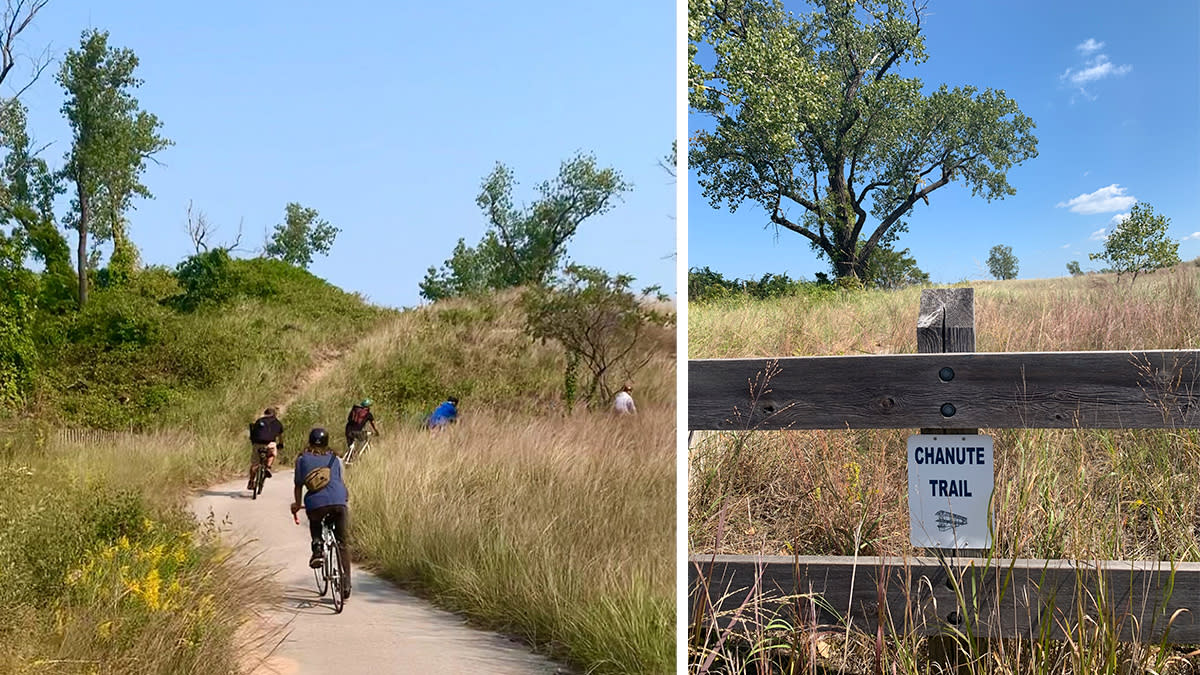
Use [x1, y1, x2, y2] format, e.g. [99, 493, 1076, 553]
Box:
[425, 396, 459, 431]
[345, 398, 380, 455]
[290, 428, 351, 598]
[613, 382, 637, 415]
[248, 407, 283, 491]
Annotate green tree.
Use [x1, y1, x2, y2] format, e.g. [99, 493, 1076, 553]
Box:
[263, 202, 339, 268]
[1089, 202, 1180, 283]
[1066, 260, 1082, 277]
[0, 228, 36, 405]
[986, 244, 1018, 280]
[690, 0, 1038, 281]
[862, 245, 928, 289]
[522, 265, 672, 406]
[420, 153, 630, 301]
[58, 29, 171, 308]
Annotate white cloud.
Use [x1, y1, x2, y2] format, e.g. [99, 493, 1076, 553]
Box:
[1183, 232, 1200, 241]
[1108, 212, 1130, 226]
[1061, 243, 1071, 249]
[1060, 41, 1131, 99]
[1056, 184, 1137, 214]
[1089, 228, 1108, 241]
[1064, 54, 1132, 86]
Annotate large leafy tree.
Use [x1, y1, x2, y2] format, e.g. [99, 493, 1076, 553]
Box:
[986, 244, 1018, 280]
[690, 0, 1038, 280]
[420, 153, 630, 301]
[264, 202, 339, 268]
[1089, 202, 1180, 283]
[58, 29, 171, 307]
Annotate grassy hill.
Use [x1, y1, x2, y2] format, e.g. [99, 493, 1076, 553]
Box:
[688, 264, 1200, 673]
[3, 265, 675, 674]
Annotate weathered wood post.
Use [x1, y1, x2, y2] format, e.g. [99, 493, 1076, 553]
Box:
[917, 288, 983, 668]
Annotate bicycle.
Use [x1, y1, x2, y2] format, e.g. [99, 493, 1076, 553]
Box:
[250, 446, 270, 499]
[315, 514, 346, 613]
[344, 430, 373, 464]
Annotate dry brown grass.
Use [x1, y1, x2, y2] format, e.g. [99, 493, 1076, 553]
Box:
[688, 267, 1200, 673]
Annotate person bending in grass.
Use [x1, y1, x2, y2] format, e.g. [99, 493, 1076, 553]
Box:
[425, 396, 459, 431]
[613, 382, 637, 415]
[290, 427, 351, 597]
[247, 407, 283, 490]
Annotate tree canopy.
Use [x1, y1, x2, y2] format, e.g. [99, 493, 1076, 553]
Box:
[264, 202, 339, 268]
[58, 28, 171, 306]
[986, 244, 1018, 280]
[1089, 202, 1180, 282]
[420, 153, 629, 301]
[690, 0, 1038, 280]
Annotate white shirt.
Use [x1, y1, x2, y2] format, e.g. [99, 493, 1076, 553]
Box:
[614, 390, 637, 414]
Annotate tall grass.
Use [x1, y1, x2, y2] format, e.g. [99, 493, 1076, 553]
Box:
[0, 439, 270, 674]
[342, 407, 675, 674]
[688, 267, 1200, 672]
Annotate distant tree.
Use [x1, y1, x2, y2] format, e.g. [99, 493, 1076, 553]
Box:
[58, 29, 171, 307]
[522, 265, 672, 407]
[986, 245, 1018, 280]
[1089, 202, 1179, 283]
[0, 228, 36, 405]
[1066, 260, 1082, 277]
[862, 245, 929, 289]
[264, 202, 339, 268]
[420, 153, 630, 301]
[690, 0, 1038, 281]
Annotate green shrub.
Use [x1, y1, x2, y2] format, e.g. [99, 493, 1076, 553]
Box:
[174, 249, 238, 309]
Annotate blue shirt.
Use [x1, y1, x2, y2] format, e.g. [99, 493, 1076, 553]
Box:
[294, 451, 349, 510]
[428, 401, 457, 427]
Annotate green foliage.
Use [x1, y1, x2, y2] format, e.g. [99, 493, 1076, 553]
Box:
[0, 230, 36, 406]
[420, 153, 630, 301]
[690, 0, 1038, 280]
[174, 248, 237, 309]
[523, 265, 673, 403]
[861, 245, 929, 289]
[58, 29, 171, 308]
[1066, 260, 1083, 277]
[987, 244, 1019, 280]
[263, 202, 339, 268]
[1089, 202, 1181, 283]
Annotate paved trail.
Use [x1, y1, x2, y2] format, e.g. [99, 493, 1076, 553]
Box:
[191, 470, 566, 674]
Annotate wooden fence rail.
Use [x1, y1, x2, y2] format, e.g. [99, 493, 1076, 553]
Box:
[689, 288, 1200, 645]
[690, 554, 1200, 643]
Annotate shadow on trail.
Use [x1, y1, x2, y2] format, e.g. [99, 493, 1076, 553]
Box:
[197, 488, 256, 499]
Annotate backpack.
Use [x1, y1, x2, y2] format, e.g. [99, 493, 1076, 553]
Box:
[250, 416, 273, 443]
[349, 405, 370, 426]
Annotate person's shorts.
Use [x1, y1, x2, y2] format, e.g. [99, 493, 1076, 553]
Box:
[346, 429, 368, 446]
[250, 442, 277, 463]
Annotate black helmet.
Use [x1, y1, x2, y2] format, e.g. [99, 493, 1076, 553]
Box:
[448, 396, 459, 405]
[308, 428, 329, 447]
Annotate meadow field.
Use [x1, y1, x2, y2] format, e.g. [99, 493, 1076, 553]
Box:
[2, 265, 675, 674]
[688, 264, 1200, 673]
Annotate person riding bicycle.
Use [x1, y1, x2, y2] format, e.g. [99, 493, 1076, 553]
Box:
[345, 398, 379, 454]
[425, 396, 459, 431]
[290, 428, 351, 598]
[248, 407, 283, 491]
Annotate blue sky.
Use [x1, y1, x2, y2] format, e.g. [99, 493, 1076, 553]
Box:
[12, 1, 675, 308]
[688, 0, 1200, 283]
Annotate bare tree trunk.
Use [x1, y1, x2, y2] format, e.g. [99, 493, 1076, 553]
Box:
[76, 181, 89, 308]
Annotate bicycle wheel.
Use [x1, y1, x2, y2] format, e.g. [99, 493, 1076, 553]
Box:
[254, 460, 267, 498]
[327, 536, 344, 613]
[314, 545, 329, 597]
[250, 466, 260, 500]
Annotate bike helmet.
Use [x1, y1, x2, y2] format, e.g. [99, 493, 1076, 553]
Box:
[361, 398, 373, 407]
[448, 396, 459, 405]
[308, 428, 329, 447]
